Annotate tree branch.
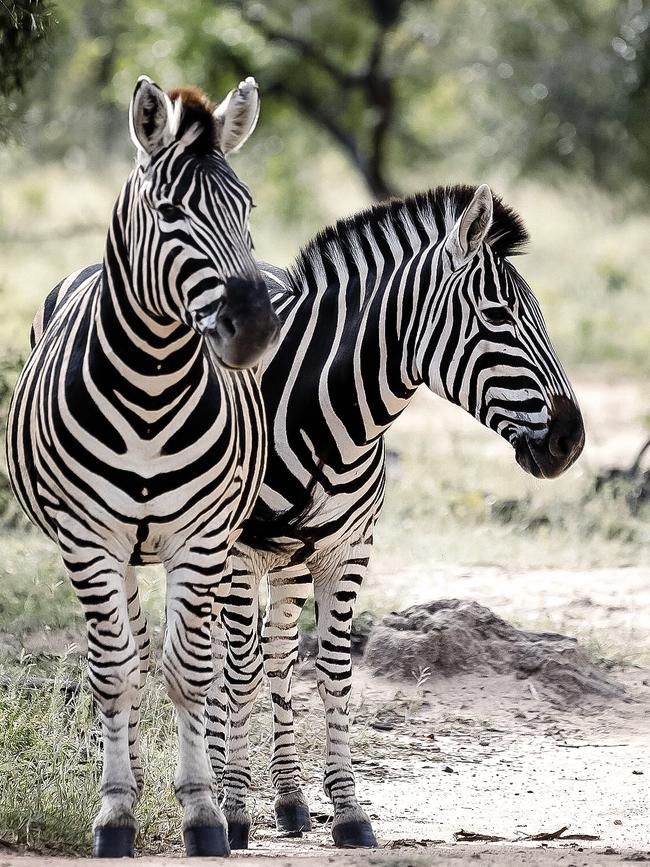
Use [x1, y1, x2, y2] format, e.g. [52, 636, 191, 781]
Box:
[241, 6, 363, 87]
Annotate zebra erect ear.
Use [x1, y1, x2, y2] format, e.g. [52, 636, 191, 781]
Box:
[214, 77, 260, 156]
[451, 184, 494, 261]
[129, 75, 177, 158]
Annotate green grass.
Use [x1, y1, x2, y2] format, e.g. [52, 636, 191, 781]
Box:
[0, 532, 169, 642]
[0, 654, 331, 855]
[0, 658, 182, 853]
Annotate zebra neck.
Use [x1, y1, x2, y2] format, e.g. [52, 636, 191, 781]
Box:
[90, 215, 205, 393]
[277, 239, 439, 469]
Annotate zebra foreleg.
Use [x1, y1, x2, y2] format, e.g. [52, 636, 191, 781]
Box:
[163, 558, 231, 857]
[220, 561, 263, 849]
[311, 545, 378, 849]
[124, 565, 150, 799]
[262, 564, 313, 836]
[62, 546, 140, 858]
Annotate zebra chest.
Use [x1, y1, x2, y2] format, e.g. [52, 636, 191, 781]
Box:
[27, 374, 245, 544]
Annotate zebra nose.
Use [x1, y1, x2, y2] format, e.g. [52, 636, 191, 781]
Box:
[205, 276, 279, 369]
[548, 398, 585, 462]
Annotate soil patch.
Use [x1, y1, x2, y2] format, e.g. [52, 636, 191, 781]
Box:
[365, 599, 624, 700]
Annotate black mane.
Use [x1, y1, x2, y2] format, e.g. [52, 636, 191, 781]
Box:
[290, 184, 529, 288]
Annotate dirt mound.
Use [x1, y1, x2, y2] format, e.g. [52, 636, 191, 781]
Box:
[364, 599, 624, 699]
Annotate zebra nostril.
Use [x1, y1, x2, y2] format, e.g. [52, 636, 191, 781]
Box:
[219, 315, 235, 338]
[547, 403, 585, 462]
[553, 434, 570, 458]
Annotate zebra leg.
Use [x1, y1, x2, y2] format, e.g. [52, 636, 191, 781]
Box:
[164, 559, 231, 858]
[220, 558, 264, 849]
[262, 564, 313, 835]
[206, 612, 228, 790]
[62, 548, 139, 858]
[311, 544, 377, 849]
[124, 565, 150, 799]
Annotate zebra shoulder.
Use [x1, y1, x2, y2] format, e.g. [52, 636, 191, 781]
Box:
[30, 263, 102, 348]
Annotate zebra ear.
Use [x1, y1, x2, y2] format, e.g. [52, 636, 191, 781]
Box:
[214, 77, 260, 155]
[451, 184, 494, 261]
[129, 75, 176, 157]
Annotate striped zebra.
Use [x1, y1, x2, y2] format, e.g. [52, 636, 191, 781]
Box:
[208, 184, 585, 848]
[6, 75, 279, 858]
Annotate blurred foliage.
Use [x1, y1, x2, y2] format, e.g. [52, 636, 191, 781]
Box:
[4, 0, 650, 203]
[0, 0, 53, 140]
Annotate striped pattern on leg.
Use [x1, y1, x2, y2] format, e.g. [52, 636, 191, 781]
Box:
[262, 565, 313, 833]
[311, 543, 377, 848]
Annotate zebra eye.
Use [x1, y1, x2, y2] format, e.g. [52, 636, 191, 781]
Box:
[483, 306, 513, 326]
[158, 202, 183, 221]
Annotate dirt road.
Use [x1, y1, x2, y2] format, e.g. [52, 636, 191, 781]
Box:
[1, 848, 648, 866]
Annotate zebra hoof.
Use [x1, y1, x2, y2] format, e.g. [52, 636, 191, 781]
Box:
[332, 818, 378, 849]
[274, 799, 312, 836]
[183, 824, 231, 857]
[227, 819, 250, 850]
[92, 826, 136, 858]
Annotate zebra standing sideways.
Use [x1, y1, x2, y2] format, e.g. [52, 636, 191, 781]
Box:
[208, 184, 586, 849]
[6, 75, 279, 858]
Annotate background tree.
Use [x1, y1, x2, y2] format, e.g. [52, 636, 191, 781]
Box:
[0, 0, 53, 140]
[10, 0, 650, 205]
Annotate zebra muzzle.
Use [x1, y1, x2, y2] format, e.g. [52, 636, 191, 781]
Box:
[198, 277, 280, 370]
[514, 398, 585, 479]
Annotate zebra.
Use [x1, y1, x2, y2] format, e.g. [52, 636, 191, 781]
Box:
[6, 75, 279, 858]
[207, 183, 586, 849]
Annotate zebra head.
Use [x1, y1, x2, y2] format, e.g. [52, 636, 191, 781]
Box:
[416, 184, 584, 479]
[126, 75, 279, 368]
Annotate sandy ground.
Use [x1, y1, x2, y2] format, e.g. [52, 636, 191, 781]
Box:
[223, 662, 649, 861]
[1, 849, 649, 866]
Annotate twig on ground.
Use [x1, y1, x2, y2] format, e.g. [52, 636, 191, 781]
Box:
[518, 826, 601, 841]
[454, 829, 508, 842]
[384, 838, 445, 848]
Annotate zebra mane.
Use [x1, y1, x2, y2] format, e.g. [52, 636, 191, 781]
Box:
[167, 86, 219, 155]
[290, 184, 529, 289]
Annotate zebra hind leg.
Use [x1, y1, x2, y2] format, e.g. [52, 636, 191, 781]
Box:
[164, 557, 231, 857]
[206, 612, 228, 792]
[62, 545, 139, 857]
[124, 565, 150, 799]
[312, 545, 378, 849]
[220, 558, 264, 849]
[263, 565, 313, 836]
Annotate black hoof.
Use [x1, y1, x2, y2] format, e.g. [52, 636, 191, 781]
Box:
[332, 819, 378, 848]
[184, 824, 231, 857]
[93, 826, 136, 858]
[227, 819, 250, 850]
[274, 801, 312, 835]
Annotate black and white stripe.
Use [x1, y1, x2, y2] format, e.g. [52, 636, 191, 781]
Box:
[6, 75, 278, 858]
[209, 183, 585, 848]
